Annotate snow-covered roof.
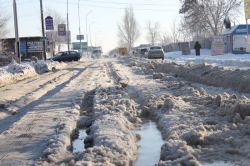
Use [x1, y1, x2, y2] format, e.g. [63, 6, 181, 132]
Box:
[223, 25, 238, 35]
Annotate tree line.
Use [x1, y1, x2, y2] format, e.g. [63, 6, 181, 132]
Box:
[117, 0, 242, 51]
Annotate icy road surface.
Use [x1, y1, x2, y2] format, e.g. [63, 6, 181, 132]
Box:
[0, 57, 249, 165]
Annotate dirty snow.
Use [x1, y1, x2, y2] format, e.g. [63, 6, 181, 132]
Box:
[113, 56, 250, 165]
[1, 56, 250, 166]
[0, 60, 67, 87]
[165, 49, 250, 70]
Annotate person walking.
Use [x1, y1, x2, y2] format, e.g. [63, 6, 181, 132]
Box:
[194, 41, 201, 56]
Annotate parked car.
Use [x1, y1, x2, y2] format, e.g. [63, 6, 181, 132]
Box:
[147, 46, 164, 60]
[50, 51, 81, 62]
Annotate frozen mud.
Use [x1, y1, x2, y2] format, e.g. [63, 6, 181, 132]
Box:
[75, 87, 140, 166]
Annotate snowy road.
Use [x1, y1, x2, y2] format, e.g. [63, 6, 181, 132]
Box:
[0, 60, 114, 165]
[0, 57, 249, 165]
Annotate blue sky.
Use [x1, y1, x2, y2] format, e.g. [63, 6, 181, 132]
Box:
[1, 0, 245, 52]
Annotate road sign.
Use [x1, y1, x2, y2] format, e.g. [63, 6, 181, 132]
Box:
[77, 35, 84, 40]
[58, 24, 66, 36]
[45, 16, 54, 30]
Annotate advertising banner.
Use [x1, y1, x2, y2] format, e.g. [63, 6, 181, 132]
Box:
[27, 41, 43, 53]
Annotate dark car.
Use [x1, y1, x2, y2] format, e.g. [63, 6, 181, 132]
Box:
[146, 46, 164, 60]
[51, 51, 81, 62]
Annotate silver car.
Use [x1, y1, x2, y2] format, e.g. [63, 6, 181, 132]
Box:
[147, 46, 164, 60]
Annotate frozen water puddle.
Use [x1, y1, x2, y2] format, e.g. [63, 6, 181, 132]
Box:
[134, 121, 164, 166]
[72, 129, 87, 153]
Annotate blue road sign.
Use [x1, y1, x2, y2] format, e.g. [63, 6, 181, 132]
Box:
[45, 16, 54, 30]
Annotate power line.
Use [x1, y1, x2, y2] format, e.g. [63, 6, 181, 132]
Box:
[79, 0, 172, 6]
[44, 0, 176, 12]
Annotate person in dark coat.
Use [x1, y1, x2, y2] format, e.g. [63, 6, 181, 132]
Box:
[194, 41, 201, 56]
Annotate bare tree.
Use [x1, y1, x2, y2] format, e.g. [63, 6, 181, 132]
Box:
[45, 8, 66, 54]
[161, 33, 172, 45]
[170, 19, 181, 50]
[117, 6, 140, 51]
[146, 21, 160, 45]
[0, 8, 9, 39]
[180, 0, 242, 36]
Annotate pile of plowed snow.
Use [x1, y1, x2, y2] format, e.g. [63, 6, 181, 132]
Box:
[76, 87, 140, 165]
[0, 61, 66, 87]
[130, 57, 250, 93]
[165, 49, 250, 70]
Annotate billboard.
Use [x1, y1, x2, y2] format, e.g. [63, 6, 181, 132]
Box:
[211, 36, 224, 56]
[46, 31, 71, 44]
[27, 41, 43, 53]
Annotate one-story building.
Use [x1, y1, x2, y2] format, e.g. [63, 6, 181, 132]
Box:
[223, 24, 250, 54]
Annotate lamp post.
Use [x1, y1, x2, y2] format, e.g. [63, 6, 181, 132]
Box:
[67, 0, 70, 52]
[78, 0, 82, 52]
[13, 0, 20, 63]
[86, 10, 92, 55]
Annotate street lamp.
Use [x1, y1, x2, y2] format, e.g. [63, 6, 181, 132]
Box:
[89, 21, 95, 47]
[78, 0, 82, 53]
[86, 10, 92, 55]
[66, 0, 70, 52]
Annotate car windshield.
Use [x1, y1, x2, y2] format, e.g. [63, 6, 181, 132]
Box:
[150, 47, 162, 50]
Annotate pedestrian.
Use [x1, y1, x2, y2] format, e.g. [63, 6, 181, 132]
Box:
[194, 41, 201, 56]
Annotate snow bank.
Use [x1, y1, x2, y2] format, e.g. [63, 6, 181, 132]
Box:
[0, 62, 36, 87]
[165, 49, 250, 70]
[76, 87, 140, 165]
[119, 56, 250, 165]
[144, 77, 250, 165]
[131, 58, 250, 93]
[0, 60, 67, 87]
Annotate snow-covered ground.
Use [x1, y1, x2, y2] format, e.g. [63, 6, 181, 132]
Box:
[0, 60, 67, 87]
[165, 49, 250, 70]
[0, 56, 250, 165]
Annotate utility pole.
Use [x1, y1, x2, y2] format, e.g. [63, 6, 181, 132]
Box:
[13, 0, 20, 63]
[40, 0, 46, 60]
[86, 10, 92, 56]
[67, 0, 70, 52]
[78, 0, 82, 52]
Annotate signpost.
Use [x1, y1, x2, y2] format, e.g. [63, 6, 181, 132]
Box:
[45, 16, 54, 30]
[58, 24, 66, 36]
[77, 35, 84, 41]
